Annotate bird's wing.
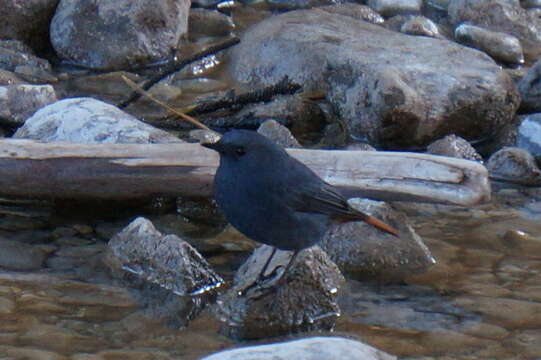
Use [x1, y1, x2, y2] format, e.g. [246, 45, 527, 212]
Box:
[288, 180, 358, 219]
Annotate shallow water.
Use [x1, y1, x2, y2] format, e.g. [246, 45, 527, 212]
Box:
[0, 185, 540, 359]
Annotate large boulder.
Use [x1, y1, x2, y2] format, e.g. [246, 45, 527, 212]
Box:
[50, 0, 191, 70]
[229, 9, 519, 149]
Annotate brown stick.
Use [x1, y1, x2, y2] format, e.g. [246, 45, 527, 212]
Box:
[0, 140, 490, 205]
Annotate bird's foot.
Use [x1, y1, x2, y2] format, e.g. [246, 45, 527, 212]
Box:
[237, 266, 285, 297]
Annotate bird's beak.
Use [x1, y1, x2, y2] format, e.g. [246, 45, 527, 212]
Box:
[201, 140, 222, 152]
[195, 130, 223, 152]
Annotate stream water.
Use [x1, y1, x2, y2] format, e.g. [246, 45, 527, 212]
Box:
[0, 184, 540, 359]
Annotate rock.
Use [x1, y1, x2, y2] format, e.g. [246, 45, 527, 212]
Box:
[188, 9, 234, 38]
[400, 16, 440, 37]
[518, 59, 541, 113]
[13, 97, 184, 143]
[487, 147, 541, 186]
[0, 0, 59, 53]
[0, 346, 68, 360]
[426, 134, 483, 161]
[368, 0, 422, 17]
[105, 217, 223, 326]
[522, 0, 541, 8]
[201, 337, 396, 360]
[319, 4, 385, 24]
[50, 0, 191, 70]
[257, 119, 301, 148]
[230, 9, 519, 149]
[455, 24, 524, 64]
[0, 84, 57, 126]
[106, 217, 223, 295]
[320, 199, 436, 282]
[517, 114, 541, 159]
[265, 0, 334, 11]
[214, 246, 344, 339]
[448, 0, 541, 61]
[0, 39, 52, 73]
[0, 69, 24, 85]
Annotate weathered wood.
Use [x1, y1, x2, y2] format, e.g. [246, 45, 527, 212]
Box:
[0, 139, 490, 205]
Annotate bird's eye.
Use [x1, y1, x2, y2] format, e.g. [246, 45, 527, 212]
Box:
[235, 147, 246, 156]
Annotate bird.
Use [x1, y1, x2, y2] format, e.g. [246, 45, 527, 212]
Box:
[202, 129, 399, 288]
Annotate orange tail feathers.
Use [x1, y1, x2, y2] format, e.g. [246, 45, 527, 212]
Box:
[364, 215, 400, 237]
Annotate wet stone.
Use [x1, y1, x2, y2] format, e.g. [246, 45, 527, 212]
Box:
[368, 0, 422, 17]
[320, 199, 436, 282]
[426, 134, 483, 162]
[214, 246, 344, 340]
[0, 39, 52, 73]
[517, 114, 541, 159]
[455, 24, 524, 64]
[0, 84, 57, 126]
[487, 147, 541, 186]
[400, 16, 440, 38]
[257, 119, 301, 148]
[319, 4, 385, 24]
[105, 217, 223, 327]
[201, 336, 397, 360]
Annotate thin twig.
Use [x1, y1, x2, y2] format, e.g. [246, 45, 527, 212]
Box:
[121, 75, 210, 130]
[185, 76, 302, 116]
[118, 37, 240, 108]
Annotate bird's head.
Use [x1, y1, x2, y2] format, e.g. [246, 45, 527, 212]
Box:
[202, 130, 284, 161]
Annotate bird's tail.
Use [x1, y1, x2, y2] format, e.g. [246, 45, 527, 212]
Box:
[363, 214, 400, 237]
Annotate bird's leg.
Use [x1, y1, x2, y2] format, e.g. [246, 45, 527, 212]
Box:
[256, 247, 277, 282]
[276, 250, 300, 285]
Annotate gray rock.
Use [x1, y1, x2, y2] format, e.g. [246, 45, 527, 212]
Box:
[427, 134, 483, 161]
[521, 0, 541, 8]
[0, 69, 24, 85]
[50, 0, 191, 70]
[214, 246, 344, 339]
[265, 0, 334, 10]
[201, 337, 396, 360]
[400, 16, 440, 37]
[0, 0, 59, 52]
[455, 23, 524, 64]
[188, 9, 234, 38]
[104, 217, 223, 327]
[0, 85, 57, 126]
[13, 97, 183, 144]
[518, 59, 541, 113]
[257, 120, 301, 148]
[517, 114, 541, 159]
[448, 0, 541, 61]
[106, 217, 223, 295]
[319, 4, 385, 24]
[230, 9, 519, 148]
[321, 199, 435, 282]
[426, 0, 451, 10]
[0, 40, 52, 73]
[487, 147, 541, 186]
[368, 0, 422, 17]
[0, 239, 53, 271]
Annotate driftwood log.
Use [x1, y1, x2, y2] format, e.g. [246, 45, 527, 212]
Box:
[0, 139, 490, 206]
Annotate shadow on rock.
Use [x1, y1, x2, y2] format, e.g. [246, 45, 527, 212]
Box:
[214, 245, 344, 340]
